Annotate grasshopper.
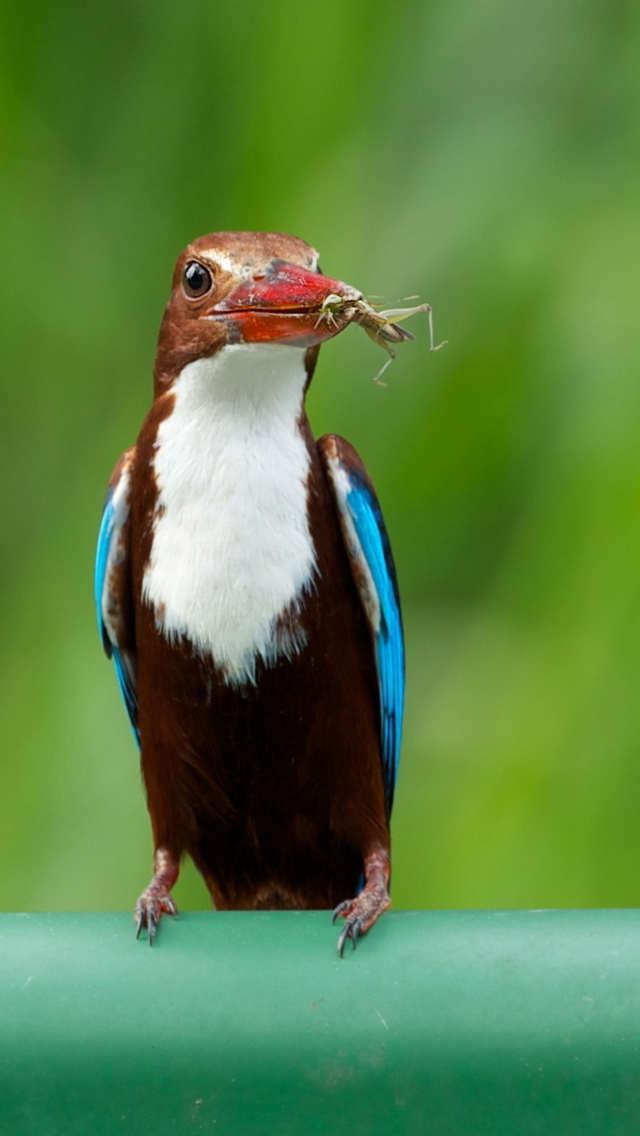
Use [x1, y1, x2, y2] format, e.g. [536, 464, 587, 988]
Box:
[317, 294, 446, 384]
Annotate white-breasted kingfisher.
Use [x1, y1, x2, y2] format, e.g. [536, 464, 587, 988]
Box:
[95, 232, 405, 954]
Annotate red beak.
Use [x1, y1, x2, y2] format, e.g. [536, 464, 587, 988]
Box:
[207, 260, 362, 346]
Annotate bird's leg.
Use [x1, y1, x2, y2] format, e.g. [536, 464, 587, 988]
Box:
[333, 846, 390, 956]
[134, 847, 180, 945]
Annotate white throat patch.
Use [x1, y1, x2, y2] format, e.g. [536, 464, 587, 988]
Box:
[142, 343, 316, 684]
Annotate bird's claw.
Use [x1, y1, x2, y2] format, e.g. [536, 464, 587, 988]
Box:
[332, 899, 351, 925]
[336, 916, 363, 956]
[134, 888, 178, 945]
[332, 872, 390, 956]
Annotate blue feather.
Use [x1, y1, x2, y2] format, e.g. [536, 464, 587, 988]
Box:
[95, 488, 115, 653]
[342, 471, 404, 813]
[95, 488, 139, 745]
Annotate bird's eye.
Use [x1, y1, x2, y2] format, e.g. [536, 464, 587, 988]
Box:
[183, 261, 213, 298]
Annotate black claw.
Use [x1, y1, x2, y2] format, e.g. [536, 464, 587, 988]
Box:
[147, 910, 157, 946]
[135, 913, 145, 940]
[351, 919, 362, 951]
[337, 924, 350, 957]
[332, 900, 350, 925]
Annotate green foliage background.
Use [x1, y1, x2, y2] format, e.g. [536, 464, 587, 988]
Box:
[1, 0, 639, 913]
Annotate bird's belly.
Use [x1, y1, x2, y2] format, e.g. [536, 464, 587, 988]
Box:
[182, 643, 371, 908]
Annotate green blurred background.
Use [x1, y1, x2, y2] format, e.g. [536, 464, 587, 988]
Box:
[1, 0, 639, 914]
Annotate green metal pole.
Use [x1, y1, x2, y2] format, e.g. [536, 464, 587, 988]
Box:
[2, 910, 640, 1134]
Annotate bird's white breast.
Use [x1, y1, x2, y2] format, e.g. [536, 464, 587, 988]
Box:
[142, 343, 316, 685]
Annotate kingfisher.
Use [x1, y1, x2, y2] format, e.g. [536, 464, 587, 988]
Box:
[95, 231, 406, 954]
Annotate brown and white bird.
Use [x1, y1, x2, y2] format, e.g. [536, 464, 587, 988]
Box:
[95, 232, 405, 953]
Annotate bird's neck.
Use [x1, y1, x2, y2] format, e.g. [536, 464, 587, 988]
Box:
[143, 343, 317, 685]
[172, 341, 309, 418]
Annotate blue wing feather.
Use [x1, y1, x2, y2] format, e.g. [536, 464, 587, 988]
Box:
[320, 437, 405, 816]
[95, 460, 139, 745]
[95, 488, 115, 654]
[344, 470, 404, 812]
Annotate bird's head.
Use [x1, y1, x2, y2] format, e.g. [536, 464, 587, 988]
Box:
[154, 231, 362, 388]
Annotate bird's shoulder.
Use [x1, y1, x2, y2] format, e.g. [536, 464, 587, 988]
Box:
[317, 433, 381, 516]
[106, 445, 137, 492]
[317, 432, 370, 480]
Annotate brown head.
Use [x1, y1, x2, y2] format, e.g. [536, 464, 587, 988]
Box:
[153, 231, 362, 390]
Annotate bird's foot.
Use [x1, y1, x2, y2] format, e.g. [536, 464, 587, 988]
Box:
[332, 847, 390, 956]
[135, 885, 178, 945]
[134, 848, 180, 945]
